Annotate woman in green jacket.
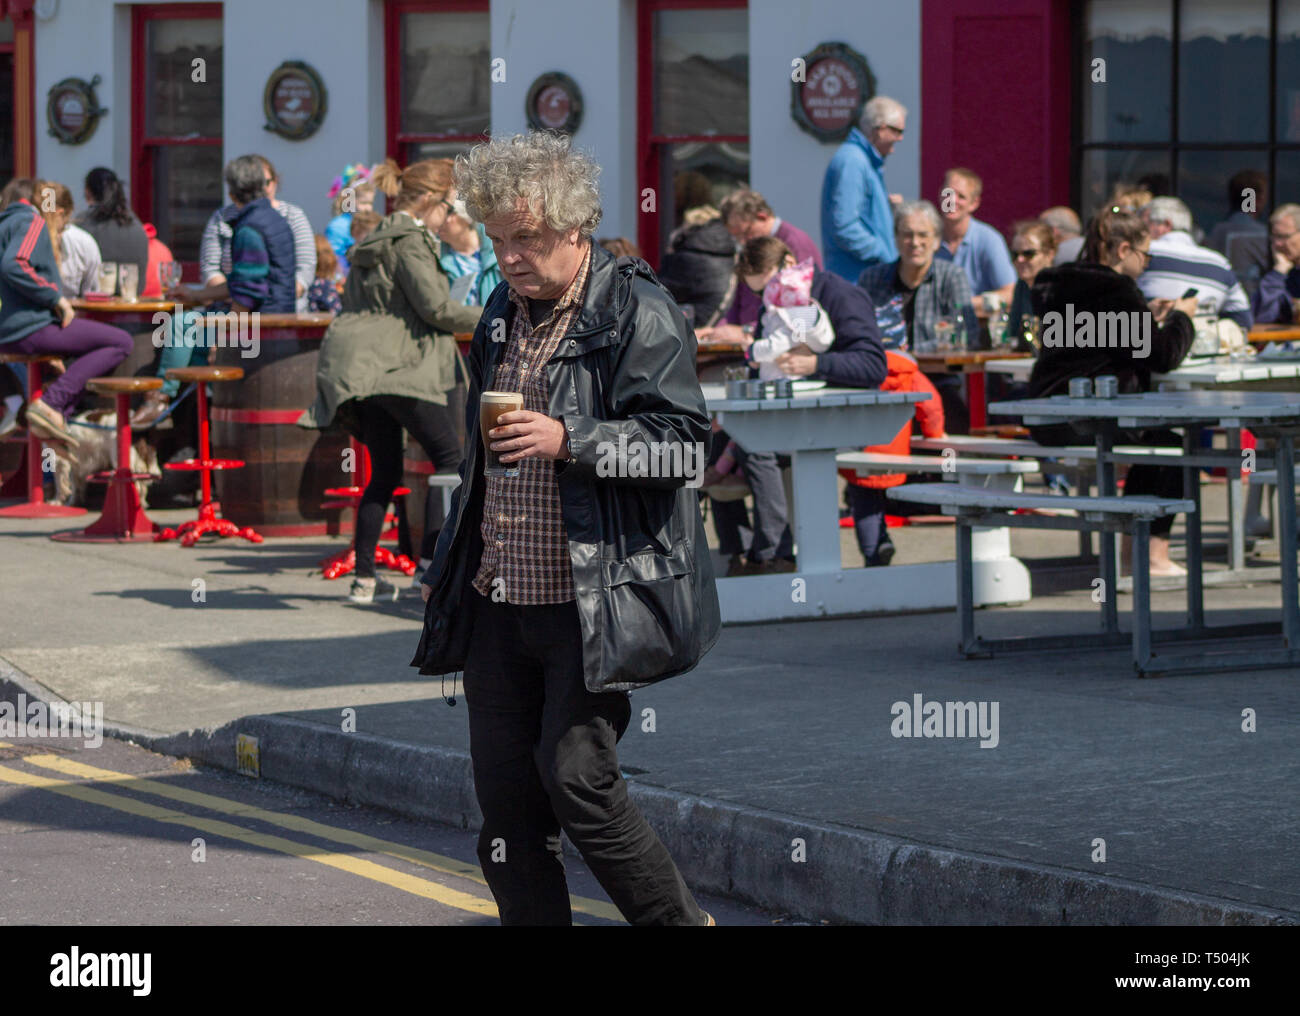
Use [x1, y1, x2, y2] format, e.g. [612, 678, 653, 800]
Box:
[299, 158, 483, 603]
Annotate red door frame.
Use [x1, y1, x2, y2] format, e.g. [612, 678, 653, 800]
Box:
[130, 1, 223, 277]
[384, 0, 490, 164]
[0, 0, 36, 178]
[636, 0, 748, 265]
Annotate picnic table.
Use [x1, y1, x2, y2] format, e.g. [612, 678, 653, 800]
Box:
[703, 382, 942, 621]
[988, 389, 1300, 675]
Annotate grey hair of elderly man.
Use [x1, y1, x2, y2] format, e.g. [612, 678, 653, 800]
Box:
[454, 132, 603, 240]
[1146, 196, 1194, 234]
[893, 199, 942, 238]
[859, 95, 907, 133]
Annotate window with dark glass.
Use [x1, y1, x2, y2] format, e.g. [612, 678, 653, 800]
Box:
[389, 1, 490, 165]
[1077, 0, 1299, 236]
[639, 0, 749, 263]
[132, 4, 223, 273]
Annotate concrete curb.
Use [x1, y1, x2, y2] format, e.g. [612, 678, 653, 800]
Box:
[2, 658, 1294, 926]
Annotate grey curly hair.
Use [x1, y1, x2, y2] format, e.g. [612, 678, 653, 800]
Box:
[454, 132, 603, 239]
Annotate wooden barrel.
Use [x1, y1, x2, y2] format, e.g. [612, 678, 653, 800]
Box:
[208, 312, 348, 537]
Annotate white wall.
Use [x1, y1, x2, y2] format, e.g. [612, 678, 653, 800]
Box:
[490, 0, 639, 241]
[219, 0, 385, 231]
[748, 0, 921, 251]
[34, 0, 384, 234]
[33, 0, 125, 199]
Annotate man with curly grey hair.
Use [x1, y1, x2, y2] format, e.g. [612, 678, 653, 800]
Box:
[413, 132, 721, 926]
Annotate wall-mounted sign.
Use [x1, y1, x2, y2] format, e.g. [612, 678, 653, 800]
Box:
[790, 43, 876, 143]
[263, 61, 327, 140]
[525, 72, 584, 134]
[46, 74, 107, 145]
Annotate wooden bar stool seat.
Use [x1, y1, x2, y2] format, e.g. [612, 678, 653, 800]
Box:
[50, 377, 160, 542]
[165, 366, 245, 384]
[0, 353, 86, 518]
[154, 367, 262, 547]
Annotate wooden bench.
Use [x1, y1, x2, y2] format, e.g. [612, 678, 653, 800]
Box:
[886, 482, 1195, 676]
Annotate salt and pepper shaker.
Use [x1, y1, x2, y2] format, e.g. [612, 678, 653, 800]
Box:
[1068, 377, 1092, 398]
[1093, 375, 1118, 399]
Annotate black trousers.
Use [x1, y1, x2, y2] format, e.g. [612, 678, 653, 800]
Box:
[462, 591, 706, 926]
[353, 394, 462, 578]
[1030, 422, 1185, 537]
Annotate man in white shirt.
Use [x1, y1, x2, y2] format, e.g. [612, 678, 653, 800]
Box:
[1139, 197, 1252, 330]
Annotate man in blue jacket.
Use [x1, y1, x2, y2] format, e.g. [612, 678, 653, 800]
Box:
[709, 235, 887, 574]
[821, 95, 907, 282]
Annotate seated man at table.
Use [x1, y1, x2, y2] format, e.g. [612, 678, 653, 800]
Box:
[707, 236, 885, 575]
[1138, 197, 1252, 332]
[133, 156, 296, 426]
[858, 201, 978, 432]
[1251, 203, 1300, 326]
[1027, 206, 1196, 576]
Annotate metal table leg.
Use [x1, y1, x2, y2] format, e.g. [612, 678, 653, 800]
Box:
[1183, 427, 1205, 631]
[1096, 426, 1119, 633]
[1132, 518, 1152, 673]
[1276, 434, 1300, 646]
[1225, 426, 1246, 572]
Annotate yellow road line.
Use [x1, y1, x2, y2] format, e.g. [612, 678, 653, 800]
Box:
[17, 751, 624, 923]
[0, 762, 500, 918]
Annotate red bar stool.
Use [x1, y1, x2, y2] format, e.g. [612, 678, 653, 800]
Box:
[154, 366, 263, 547]
[319, 437, 415, 579]
[50, 377, 162, 542]
[0, 353, 87, 518]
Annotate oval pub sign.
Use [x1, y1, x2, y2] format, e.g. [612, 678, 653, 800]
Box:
[791, 43, 876, 143]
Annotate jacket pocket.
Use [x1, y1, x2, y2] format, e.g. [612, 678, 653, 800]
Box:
[597, 540, 701, 686]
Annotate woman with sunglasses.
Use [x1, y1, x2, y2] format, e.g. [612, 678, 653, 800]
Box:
[1026, 206, 1197, 575]
[299, 158, 484, 603]
[1005, 221, 1058, 349]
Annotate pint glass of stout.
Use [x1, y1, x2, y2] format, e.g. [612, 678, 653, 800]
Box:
[480, 391, 525, 478]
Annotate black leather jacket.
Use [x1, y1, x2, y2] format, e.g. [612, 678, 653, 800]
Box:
[411, 243, 722, 693]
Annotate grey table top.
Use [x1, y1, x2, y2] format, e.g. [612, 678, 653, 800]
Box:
[703, 383, 925, 413]
[989, 389, 1300, 425]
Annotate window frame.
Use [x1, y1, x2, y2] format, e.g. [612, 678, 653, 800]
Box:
[385, 0, 491, 164]
[636, 0, 749, 264]
[1072, 0, 1300, 218]
[130, 2, 224, 280]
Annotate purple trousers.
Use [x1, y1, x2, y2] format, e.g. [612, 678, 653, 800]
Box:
[8, 318, 133, 415]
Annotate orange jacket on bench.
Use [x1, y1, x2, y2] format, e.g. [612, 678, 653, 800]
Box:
[838, 350, 945, 489]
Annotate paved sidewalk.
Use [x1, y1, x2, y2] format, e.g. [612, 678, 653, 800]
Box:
[2, 497, 1297, 925]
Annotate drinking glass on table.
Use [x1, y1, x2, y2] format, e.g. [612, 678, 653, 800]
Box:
[158, 261, 182, 293]
[1023, 314, 1043, 352]
[118, 263, 139, 302]
[95, 261, 118, 297]
[933, 316, 955, 353]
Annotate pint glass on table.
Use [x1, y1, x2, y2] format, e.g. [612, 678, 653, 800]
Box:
[480, 391, 524, 478]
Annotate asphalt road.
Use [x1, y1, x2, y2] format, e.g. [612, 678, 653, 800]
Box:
[0, 735, 786, 927]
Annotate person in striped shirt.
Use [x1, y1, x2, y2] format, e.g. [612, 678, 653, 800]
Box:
[197, 155, 315, 313]
[1138, 197, 1252, 331]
